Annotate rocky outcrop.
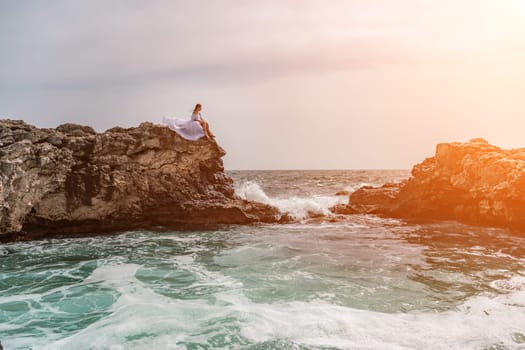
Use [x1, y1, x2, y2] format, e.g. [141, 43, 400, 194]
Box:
[332, 138, 525, 232]
[331, 182, 405, 215]
[0, 119, 283, 242]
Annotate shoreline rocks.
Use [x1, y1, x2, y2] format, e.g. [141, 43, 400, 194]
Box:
[332, 138, 525, 232]
[0, 119, 285, 242]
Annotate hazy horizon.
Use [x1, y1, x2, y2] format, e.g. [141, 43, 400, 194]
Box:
[1, 1, 524, 169]
[226, 168, 410, 171]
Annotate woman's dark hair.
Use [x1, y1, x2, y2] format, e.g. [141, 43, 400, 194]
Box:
[193, 104, 202, 114]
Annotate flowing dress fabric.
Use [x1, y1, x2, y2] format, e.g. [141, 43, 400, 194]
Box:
[163, 114, 205, 141]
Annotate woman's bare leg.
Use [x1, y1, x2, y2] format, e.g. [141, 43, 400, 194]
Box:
[198, 120, 211, 138]
[204, 122, 215, 138]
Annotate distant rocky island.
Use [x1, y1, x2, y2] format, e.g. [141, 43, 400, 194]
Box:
[0, 120, 283, 242]
[332, 138, 525, 233]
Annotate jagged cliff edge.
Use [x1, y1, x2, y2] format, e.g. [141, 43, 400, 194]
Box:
[0, 119, 284, 242]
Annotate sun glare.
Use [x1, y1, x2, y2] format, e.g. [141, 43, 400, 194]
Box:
[513, 0, 525, 12]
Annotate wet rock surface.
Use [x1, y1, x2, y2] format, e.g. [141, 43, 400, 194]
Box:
[0, 120, 283, 241]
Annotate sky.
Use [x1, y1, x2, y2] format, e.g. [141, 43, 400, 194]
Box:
[1, 0, 524, 169]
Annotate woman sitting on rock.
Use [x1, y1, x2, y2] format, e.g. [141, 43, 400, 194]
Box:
[163, 103, 215, 140]
[191, 104, 215, 139]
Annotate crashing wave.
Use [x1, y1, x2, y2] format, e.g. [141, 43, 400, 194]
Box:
[234, 181, 346, 220]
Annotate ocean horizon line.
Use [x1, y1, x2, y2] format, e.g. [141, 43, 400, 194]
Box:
[226, 168, 410, 172]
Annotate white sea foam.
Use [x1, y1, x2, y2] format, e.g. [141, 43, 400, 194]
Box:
[234, 181, 346, 220]
[4, 232, 524, 350]
[33, 262, 525, 350]
[342, 182, 375, 193]
[85, 262, 140, 285]
[37, 261, 245, 350]
[239, 291, 525, 349]
[490, 275, 525, 292]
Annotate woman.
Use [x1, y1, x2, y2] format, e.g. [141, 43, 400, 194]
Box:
[191, 104, 215, 139]
[162, 104, 215, 140]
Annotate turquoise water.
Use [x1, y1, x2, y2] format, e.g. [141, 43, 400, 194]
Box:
[1, 171, 525, 349]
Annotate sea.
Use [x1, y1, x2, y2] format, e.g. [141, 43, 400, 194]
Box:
[1, 170, 525, 350]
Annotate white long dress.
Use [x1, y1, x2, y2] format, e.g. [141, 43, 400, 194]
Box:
[163, 113, 206, 141]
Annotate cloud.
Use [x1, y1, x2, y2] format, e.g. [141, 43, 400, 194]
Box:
[0, 42, 405, 92]
[0, 0, 413, 93]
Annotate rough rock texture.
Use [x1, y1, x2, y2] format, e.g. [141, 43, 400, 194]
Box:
[0, 120, 283, 241]
[332, 138, 525, 231]
[331, 182, 405, 215]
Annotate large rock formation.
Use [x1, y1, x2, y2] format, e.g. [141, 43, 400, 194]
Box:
[332, 138, 525, 231]
[0, 119, 283, 242]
